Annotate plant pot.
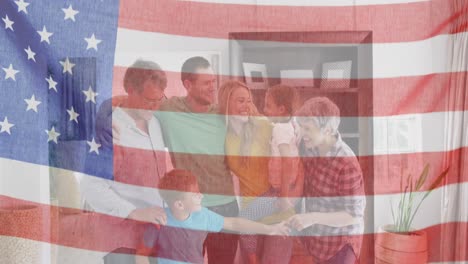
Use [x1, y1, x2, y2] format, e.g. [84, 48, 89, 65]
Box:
[375, 224, 428, 264]
[0, 204, 42, 264]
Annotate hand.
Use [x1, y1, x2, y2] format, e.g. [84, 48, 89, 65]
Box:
[268, 222, 290, 236]
[286, 214, 316, 231]
[128, 207, 167, 225]
[276, 198, 294, 212]
[135, 255, 150, 264]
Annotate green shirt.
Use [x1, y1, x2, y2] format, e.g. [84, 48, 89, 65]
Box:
[156, 97, 235, 207]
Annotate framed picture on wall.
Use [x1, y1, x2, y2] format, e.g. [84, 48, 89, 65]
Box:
[320, 60, 352, 89]
[243, 62, 268, 89]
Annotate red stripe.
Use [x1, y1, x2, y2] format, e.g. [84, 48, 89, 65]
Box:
[0, 195, 146, 252]
[110, 145, 467, 196]
[114, 145, 166, 188]
[0, 196, 466, 263]
[112, 66, 468, 116]
[118, 0, 466, 43]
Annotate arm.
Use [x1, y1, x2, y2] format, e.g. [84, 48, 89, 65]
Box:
[95, 97, 114, 147]
[223, 217, 289, 235]
[276, 143, 295, 211]
[80, 175, 166, 224]
[81, 174, 137, 218]
[95, 96, 126, 147]
[290, 159, 304, 197]
[286, 211, 361, 231]
[278, 143, 293, 198]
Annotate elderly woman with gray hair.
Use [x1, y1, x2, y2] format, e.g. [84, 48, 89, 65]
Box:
[285, 97, 366, 264]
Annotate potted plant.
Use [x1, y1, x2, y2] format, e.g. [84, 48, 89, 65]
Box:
[375, 164, 450, 264]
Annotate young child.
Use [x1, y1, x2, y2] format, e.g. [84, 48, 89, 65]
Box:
[238, 84, 304, 263]
[135, 169, 289, 264]
[263, 84, 303, 211]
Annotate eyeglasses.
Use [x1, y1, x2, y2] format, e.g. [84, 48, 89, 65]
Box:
[138, 92, 167, 108]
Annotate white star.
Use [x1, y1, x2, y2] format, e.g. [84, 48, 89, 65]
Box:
[2, 15, 14, 31]
[84, 33, 102, 51]
[37, 26, 53, 44]
[45, 126, 60, 144]
[59, 57, 75, 75]
[82, 86, 98, 104]
[62, 5, 79, 22]
[14, 0, 30, 14]
[24, 46, 36, 62]
[2, 64, 19, 81]
[0, 117, 14, 135]
[24, 95, 41, 112]
[45, 75, 58, 92]
[66, 106, 80, 123]
[87, 137, 101, 154]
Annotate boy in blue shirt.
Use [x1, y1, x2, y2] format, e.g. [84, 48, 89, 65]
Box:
[136, 169, 289, 264]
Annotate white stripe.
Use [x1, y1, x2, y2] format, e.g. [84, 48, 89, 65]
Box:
[371, 111, 467, 156]
[114, 29, 463, 79]
[0, 158, 466, 235]
[183, 0, 429, 7]
[110, 109, 468, 157]
[0, 108, 464, 164]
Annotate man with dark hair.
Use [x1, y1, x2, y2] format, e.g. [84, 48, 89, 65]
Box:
[155, 56, 240, 264]
[180, 56, 211, 86]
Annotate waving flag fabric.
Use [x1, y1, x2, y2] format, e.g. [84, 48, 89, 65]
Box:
[0, 0, 467, 263]
[0, 0, 118, 174]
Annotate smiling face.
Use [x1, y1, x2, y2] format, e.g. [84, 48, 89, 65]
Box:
[184, 67, 217, 106]
[298, 120, 325, 150]
[227, 86, 251, 118]
[128, 78, 166, 120]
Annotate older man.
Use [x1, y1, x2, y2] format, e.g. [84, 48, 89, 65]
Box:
[82, 60, 168, 263]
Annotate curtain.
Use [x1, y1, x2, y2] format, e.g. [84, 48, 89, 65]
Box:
[441, 0, 468, 261]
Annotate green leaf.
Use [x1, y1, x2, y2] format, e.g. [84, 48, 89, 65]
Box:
[398, 185, 409, 232]
[407, 166, 450, 229]
[415, 164, 430, 191]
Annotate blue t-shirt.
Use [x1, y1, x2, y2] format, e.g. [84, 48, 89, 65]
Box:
[144, 207, 224, 264]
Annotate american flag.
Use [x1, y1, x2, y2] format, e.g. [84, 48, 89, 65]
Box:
[0, 0, 467, 263]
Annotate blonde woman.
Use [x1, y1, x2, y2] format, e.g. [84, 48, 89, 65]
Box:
[218, 80, 296, 264]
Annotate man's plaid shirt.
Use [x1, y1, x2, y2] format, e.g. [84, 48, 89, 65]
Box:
[300, 134, 366, 262]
